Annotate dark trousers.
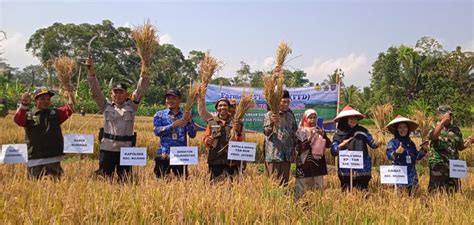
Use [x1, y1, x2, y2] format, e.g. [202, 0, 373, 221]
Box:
[339, 175, 371, 191]
[28, 162, 63, 180]
[154, 157, 188, 178]
[95, 150, 132, 181]
[428, 176, 460, 193]
[209, 164, 239, 181]
[265, 161, 291, 186]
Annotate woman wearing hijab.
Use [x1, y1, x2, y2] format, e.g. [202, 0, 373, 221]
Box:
[331, 105, 378, 191]
[386, 115, 427, 194]
[294, 109, 331, 198]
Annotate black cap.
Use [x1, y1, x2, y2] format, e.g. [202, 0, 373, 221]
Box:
[214, 98, 230, 110]
[112, 82, 128, 91]
[165, 88, 182, 98]
[33, 87, 55, 99]
[282, 90, 290, 99]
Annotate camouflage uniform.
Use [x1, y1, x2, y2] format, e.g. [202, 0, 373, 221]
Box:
[427, 108, 464, 193]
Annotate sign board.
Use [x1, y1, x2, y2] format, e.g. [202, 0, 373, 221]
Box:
[338, 150, 364, 169]
[0, 144, 28, 164]
[192, 84, 338, 132]
[449, 160, 467, 178]
[63, 134, 94, 154]
[170, 146, 199, 165]
[120, 147, 147, 166]
[380, 165, 408, 184]
[227, 141, 257, 162]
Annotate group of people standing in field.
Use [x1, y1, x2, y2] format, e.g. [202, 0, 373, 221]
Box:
[12, 55, 473, 198]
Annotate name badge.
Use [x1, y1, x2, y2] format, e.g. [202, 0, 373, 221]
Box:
[406, 155, 412, 164]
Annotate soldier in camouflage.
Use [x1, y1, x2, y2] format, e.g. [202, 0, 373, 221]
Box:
[427, 105, 473, 193]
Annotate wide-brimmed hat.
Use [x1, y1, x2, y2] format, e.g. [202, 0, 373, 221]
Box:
[386, 115, 419, 134]
[334, 105, 365, 122]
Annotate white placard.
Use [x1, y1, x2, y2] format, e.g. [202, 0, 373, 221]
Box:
[449, 160, 467, 178]
[227, 141, 257, 162]
[120, 147, 147, 166]
[380, 165, 408, 184]
[338, 150, 364, 169]
[170, 146, 199, 165]
[1, 144, 28, 164]
[63, 134, 94, 154]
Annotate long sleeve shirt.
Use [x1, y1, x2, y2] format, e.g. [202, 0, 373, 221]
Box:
[263, 110, 297, 162]
[88, 75, 150, 151]
[386, 137, 425, 186]
[153, 108, 196, 157]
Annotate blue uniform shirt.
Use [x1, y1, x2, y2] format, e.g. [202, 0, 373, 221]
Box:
[153, 108, 197, 156]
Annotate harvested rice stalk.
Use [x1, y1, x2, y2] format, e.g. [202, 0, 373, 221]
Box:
[230, 91, 255, 141]
[184, 82, 201, 112]
[198, 53, 219, 97]
[53, 56, 76, 106]
[369, 103, 393, 144]
[263, 75, 284, 115]
[263, 41, 291, 115]
[131, 20, 158, 77]
[273, 41, 292, 78]
[411, 110, 434, 141]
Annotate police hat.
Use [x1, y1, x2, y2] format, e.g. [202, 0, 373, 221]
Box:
[112, 82, 128, 91]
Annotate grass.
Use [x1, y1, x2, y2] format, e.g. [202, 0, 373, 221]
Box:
[0, 112, 473, 224]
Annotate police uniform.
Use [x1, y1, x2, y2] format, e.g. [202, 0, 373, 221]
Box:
[88, 76, 149, 180]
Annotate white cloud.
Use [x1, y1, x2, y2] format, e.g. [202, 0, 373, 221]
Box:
[1, 32, 40, 69]
[304, 53, 370, 87]
[122, 22, 132, 29]
[260, 57, 274, 71]
[160, 33, 174, 45]
[461, 39, 474, 52]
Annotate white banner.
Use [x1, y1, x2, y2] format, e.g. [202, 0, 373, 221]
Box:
[120, 147, 147, 166]
[170, 146, 199, 165]
[380, 165, 408, 184]
[1, 144, 28, 164]
[338, 150, 364, 169]
[227, 141, 257, 162]
[63, 134, 94, 154]
[449, 160, 467, 178]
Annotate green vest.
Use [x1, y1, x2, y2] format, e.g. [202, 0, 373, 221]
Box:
[207, 116, 232, 165]
[25, 108, 64, 160]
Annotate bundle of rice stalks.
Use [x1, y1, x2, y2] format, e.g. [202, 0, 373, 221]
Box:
[184, 82, 201, 112]
[231, 91, 255, 141]
[273, 41, 292, 78]
[411, 110, 434, 140]
[198, 53, 219, 97]
[263, 74, 284, 115]
[369, 103, 393, 144]
[131, 20, 158, 77]
[53, 56, 76, 106]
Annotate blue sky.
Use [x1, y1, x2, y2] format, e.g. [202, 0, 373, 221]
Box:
[1, 0, 473, 87]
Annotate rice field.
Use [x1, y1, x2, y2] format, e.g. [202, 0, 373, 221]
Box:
[0, 112, 473, 224]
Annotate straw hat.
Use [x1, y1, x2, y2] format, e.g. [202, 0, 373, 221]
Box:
[386, 115, 419, 134]
[334, 105, 365, 122]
